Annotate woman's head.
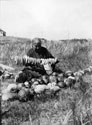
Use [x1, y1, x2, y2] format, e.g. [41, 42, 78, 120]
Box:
[32, 38, 42, 50]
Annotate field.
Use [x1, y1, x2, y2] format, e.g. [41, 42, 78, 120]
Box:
[1, 36, 92, 125]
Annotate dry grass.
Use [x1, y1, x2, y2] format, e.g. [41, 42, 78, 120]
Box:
[1, 36, 92, 125]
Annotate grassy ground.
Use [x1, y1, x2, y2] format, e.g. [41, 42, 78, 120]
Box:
[1, 36, 92, 125]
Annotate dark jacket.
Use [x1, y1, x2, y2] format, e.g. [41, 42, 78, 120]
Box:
[27, 47, 54, 59]
[25, 47, 54, 74]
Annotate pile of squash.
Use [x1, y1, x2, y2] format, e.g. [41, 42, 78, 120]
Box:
[2, 56, 92, 102]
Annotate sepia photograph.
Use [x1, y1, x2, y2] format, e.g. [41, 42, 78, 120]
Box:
[0, 0, 92, 125]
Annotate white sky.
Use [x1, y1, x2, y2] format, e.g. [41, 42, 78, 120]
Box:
[0, 0, 92, 40]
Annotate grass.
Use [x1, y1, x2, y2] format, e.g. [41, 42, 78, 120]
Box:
[2, 85, 92, 125]
[1, 36, 92, 125]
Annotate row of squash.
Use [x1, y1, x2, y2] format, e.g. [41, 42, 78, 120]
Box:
[2, 62, 92, 101]
[15, 55, 57, 65]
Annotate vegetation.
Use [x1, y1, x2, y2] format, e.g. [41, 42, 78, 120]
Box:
[1, 36, 92, 125]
